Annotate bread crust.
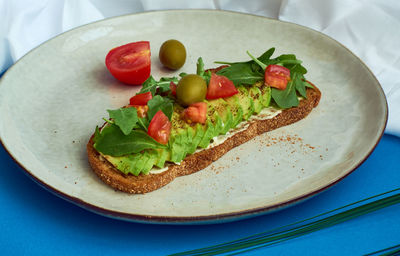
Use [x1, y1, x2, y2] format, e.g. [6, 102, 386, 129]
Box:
[87, 85, 321, 194]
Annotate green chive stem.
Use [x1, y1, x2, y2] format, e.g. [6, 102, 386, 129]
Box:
[170, 189, 400, 256]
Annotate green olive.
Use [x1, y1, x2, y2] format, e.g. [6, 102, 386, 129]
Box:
[176, 74, 207, 106]
[159, 39, 186, 70]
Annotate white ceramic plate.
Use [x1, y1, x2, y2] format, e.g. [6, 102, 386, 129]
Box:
[0, 10, 387, 224]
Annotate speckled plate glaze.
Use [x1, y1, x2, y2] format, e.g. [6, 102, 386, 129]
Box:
[0, 10, 387, 224]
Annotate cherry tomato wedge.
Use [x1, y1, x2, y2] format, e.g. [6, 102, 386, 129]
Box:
[264, 64, 291, 90]
[182, 102, 207, 124]
[129, 92, 152, 105]
[170, 81, 177, 96]
[105, 41, 151, 85]
[206, 73, 238, 100]
[147, 110, 171, 145]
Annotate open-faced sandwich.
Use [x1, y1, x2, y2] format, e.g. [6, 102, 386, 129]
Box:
[87, 44, 321, 193]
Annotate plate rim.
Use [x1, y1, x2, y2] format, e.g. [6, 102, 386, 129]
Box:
[0, 9, 388, 224]
[0, 136, 385, 224]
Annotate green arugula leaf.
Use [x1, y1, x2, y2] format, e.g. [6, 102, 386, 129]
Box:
[133, 117, 149, 131]
[140, 76, 157, 95]
[271, 74, 299, 109]
[107, 107, 138, 135]
[216, 63, 264, 86]
[219, 49, 310, 109]
[272, 54, 304, 66]
[139, 75, 178, 96]
[285, 62, 307, 75]
[246, 51, 268, 70]
[305, 80, 314, 88]
[196, 57, 212, 84]
[158, 77, 178, 92]
[94, 126, 101, 142]
[274, 54, 308, 75]
[294, 73, 307, 98]
[93, 124, 166, 156]
[247, 51, 304, 70]
[197, 57, 205, 76]
[257, 47, 276, 63]
[276, 54, 297, 61]
[215, 49, 281, 86]
[147, 95, 174, 120]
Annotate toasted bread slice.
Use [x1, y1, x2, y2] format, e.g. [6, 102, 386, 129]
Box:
[87, 85, 321, 194]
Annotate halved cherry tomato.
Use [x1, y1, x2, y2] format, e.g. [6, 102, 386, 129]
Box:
[170, 81, 177, 96]
[182, 102, 207, 124]
[206, 73, 238, 100]
[148, 110, 171, 144]
[105, 41, 151, 85]
[127, 105, 148, 118]
[129, 92, 152, 105]
[265, 64, 291, 90]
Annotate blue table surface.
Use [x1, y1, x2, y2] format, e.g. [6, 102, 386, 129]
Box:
[0, 132, 399, 256]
